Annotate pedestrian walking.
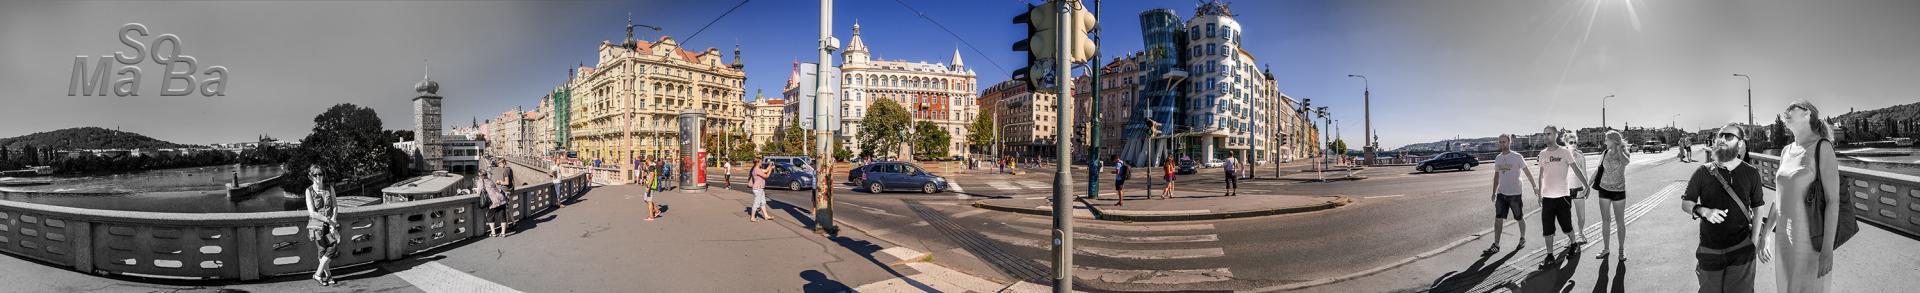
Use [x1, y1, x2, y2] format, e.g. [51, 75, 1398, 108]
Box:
[1223, 157, 1240, 196]
[479, 165, 504, 238]
[495, 158, 517, 235]
[1111, 155, 1129, 206]
[1763, 100, 1845, 292]
[1486, 134, 1538, 255]
[1161, 156, 1177, 199]
[1594, 131, 1630, 261]
[1684, 123, 1766, 293]
[645, 158, 662, 221]
[1535, 125, 1592, 265]
[1562, 130, 1592, 249]
[303, 165, 339, 286]
[725, 160, 735, 188]
[551, 156, 567, 208]
[748, 157, 774, 222]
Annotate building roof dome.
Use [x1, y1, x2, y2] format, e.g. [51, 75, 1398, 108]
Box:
[415, 79, 440, 94]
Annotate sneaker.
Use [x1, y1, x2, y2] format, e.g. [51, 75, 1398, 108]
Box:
[1483, 245, 1500, 255]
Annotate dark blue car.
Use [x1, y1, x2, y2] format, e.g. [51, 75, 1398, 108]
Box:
[764, 163, 817, 191]
[849, 161, 948, 194]
[1416, 152, 1479, 173]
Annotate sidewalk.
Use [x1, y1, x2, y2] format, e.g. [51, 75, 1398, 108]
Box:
[974, 191, 1349, 222]
[0, 180, 1021, 292]
[1288, 182, 1920, 293]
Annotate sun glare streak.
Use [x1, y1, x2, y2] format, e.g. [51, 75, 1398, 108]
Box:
[1623, 0, 1644, 32]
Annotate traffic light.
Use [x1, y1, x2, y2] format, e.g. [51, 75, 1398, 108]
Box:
[1011, 3, 1054, 90]
[1062, 0, 1097, 64]
[1148, 119, 1163, 138]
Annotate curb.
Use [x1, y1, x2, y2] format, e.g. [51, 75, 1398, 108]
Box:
[759, 195, 1022, 291]
[972, 196, 1352, 222]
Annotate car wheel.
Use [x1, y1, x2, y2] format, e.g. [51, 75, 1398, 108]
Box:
[852, 178, 864, 187]
[789, 181, 801, 191]
[922, 182, 936, 194]
[1463, 164, 1474, 171]
[1421, 165, 1433, 173]
[868, 182, 884, 194]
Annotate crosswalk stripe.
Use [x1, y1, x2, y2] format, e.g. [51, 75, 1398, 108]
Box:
[1016, 180, 1050, 189]
[392, 261, 522, 293]
[980, 231, 1225, 260]
[1012, 217, 1214, 232]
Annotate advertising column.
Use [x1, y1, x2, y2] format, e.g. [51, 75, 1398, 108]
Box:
[679, 109, 707, 190]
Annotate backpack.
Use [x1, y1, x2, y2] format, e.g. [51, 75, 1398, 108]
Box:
[1118, 163, 1132, 180]
[1806, 139, 1858, 251]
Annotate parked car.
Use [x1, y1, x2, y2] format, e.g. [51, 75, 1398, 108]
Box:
[1202, 159, 1225, 168]
[766, 156, 815, 171]
[763, 163, 816, 191]
[1639, 141, 1666, 153]
[1416, 152, 1478, 173]
[849, 162, 949, 194]
[1176, 159, 1198, 175]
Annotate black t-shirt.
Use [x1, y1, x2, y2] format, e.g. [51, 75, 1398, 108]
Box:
[1681, 162, 1765, 251]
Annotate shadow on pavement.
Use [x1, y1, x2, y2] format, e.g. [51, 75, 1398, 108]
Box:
[800, 269, 852, 293]
[1427, 248, 1519, 293]
[1518, 248, 1583, 293]
[1589, 259, 1625, 293]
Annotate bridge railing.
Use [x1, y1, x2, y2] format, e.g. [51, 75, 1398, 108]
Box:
[0, 170, 589, 281]
[1750, 153, 1920, 239]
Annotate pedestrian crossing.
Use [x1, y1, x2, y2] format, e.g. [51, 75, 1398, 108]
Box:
[979, 214, 1236, 286]
[981, 180, 1052, 191]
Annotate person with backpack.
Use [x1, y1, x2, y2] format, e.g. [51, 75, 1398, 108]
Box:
[1762, 100, 1848, 292]
[1683, 124, 1766, 293]
[1110, 155, 1129, 206]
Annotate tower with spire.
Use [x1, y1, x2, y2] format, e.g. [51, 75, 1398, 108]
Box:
[843, 21, 870, 64]
[413, 59, 445, 172]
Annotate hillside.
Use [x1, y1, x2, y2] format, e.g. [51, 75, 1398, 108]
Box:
[0, 127, 191, 150]
[1830, 101, 1920, 142]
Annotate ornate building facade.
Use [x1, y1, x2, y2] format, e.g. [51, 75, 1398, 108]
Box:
[566, 19, 748, 165]
[837, 22, 979, 158]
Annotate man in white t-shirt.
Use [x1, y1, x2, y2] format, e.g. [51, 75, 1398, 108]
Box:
[1535, 126, 1592, 265]
[1487, 134, 1539, 255]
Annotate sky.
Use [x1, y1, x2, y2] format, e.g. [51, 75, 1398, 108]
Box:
[2, 0, 1916, 150]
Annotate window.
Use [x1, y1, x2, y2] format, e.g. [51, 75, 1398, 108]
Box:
[1207, 44, 1217, 56]
[1206, 23, 1216, 38]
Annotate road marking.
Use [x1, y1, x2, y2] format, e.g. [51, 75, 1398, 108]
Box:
[950, 209, 992, 219]
[392, 261, 522, 293]
[1076, 265, 1235, 285]
[1012, 217, 1213, 232]
[981, 231, 1225, 259]
[989, 181, 1020, 190]
[1016, 180, 1051, 189]
[1010, 228, 1219, 243]
[948, 182, 964, 193]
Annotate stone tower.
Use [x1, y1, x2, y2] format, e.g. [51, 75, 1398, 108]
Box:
[413, 63, 444, 172]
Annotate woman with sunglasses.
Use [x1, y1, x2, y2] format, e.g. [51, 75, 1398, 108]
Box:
[1763, 100, 1840, 292]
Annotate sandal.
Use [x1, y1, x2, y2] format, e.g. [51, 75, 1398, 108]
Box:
[1595, 251, 1610, 260]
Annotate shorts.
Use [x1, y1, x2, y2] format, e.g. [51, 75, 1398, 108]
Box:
[1570, 187, 1587, 199]
[487, 205, 506, 222]
[1541, 197, 1573, 236]
[1493, 193, 1524, 220]
[1114, 179, 1126, 189]
[1598, 188, 1626, 201]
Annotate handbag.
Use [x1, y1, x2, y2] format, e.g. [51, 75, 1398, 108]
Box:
[1804, 139, 1857, 252]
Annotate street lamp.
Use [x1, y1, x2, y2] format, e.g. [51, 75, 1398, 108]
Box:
[1733, 73, 1752, 126]
[1347, 74, 1370, 166]
[1602, 94, 1615, 130]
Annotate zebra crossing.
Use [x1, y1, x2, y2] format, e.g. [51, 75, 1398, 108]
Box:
[980, 180, 1052, 191]
[973, 213, 1238, 286]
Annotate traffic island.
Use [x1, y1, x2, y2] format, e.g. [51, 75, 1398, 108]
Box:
[972, 192, 1350, 222]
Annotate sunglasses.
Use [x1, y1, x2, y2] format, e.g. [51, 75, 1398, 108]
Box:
[1717, 132, 1742, 141]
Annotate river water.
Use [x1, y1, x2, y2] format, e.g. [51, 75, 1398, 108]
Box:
[0, 164, 308, 213]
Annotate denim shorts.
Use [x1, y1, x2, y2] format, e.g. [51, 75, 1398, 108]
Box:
[1493, 193, 1523, 220]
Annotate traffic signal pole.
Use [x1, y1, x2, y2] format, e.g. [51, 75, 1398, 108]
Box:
[1085, 0, 1101, 201]
[1050, 1, 1075, 290]
[813, 0, 837, 235]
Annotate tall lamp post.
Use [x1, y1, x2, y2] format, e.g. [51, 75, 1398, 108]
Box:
[1602, 94, 1614, 130]
[1347, 74, 1370, 166]
[812, 0, 840, 235]
[1733, 73, 1752, 126]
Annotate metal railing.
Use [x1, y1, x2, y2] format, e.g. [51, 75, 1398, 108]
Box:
[0, 170, 589, 281]
[1750, 153, 1920, 238]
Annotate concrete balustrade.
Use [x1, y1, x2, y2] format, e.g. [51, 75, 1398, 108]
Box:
[1750, 153, 1920, 238]
[0, 170, 589, 281]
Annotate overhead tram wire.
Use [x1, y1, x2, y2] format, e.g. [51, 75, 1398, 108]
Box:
[889, 0, 1012, 78]
[683, 0, 753, 44]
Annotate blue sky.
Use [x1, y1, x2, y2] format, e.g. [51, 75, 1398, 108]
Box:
[6, 0, 1914, 150]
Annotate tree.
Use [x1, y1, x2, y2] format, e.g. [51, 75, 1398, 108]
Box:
[913, 121, 951, 159]
[1328, 139, 1349, 156]
[1769, 116, 1790, 151]
[728, 133, 756, 162]
[966, 111, 995, 151]
[283, 103, 403, 194]
[858, 99, 913, 159]
[832, 139, 853, 162]
[779, 123, 808, 155]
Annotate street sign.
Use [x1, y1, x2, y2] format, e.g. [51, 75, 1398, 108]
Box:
[797, 62, 842, 131]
